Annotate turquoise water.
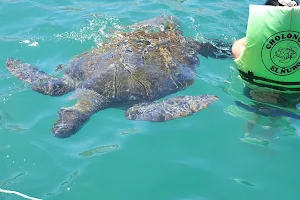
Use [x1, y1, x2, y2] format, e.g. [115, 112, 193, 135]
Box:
[1, 0, 300, 199]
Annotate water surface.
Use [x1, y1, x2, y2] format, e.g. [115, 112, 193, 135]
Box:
[1, 0, 300, 200]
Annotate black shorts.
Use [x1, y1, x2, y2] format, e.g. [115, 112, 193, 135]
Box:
[235, 86, 300, 119]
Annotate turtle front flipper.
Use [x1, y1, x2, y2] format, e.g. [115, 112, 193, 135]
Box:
[125, 95, 218, 122]
[52, 89, 109, 138]
[6, 58, 74, 96]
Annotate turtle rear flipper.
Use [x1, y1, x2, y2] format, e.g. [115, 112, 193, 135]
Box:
[52, 89, 110, 138]
[125, 95, 218, 122]
[6, 58, 74, 96]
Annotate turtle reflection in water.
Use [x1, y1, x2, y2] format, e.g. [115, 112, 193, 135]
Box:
[6, 16, 231, 138]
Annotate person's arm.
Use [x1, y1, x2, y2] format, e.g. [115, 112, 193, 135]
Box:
[232, 37, 246, 59]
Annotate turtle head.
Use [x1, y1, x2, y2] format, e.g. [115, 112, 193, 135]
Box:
[52, 107, 90, 138]
[195, 39, 232, 59]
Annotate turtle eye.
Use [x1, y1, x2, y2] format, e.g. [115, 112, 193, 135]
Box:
[189, 50, 195, 54]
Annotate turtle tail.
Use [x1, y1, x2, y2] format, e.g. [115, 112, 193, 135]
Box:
[6, 58, 74, 96]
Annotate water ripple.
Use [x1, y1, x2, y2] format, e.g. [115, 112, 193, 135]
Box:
[1, 172, 26, 187]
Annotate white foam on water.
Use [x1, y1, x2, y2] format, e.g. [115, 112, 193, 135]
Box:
[28, 41, 39, 47]
[55, 15, 121, 46]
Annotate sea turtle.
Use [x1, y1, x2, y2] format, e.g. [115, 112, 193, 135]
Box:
[273, 46, 298, 63]
[6, 16, 231, 138]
